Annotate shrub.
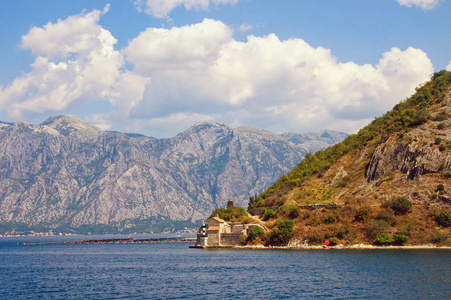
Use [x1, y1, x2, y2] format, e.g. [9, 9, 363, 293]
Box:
[394, 234, 409, 245]
[433, 111, 448, 121]
[374, 233, 394, 245]
[390, 197, 412, 215]
[328, 237, 339, 246]
[439, 144, 446, 152]
[209, 206, 247, 222]
[437, 183, 445, 192]
[337, 223, 351, 239]
[435, 137, 442, 145]
[366, 220, 390, 239]
[435, 211, 451, 227]
[375, 209, 396, 226]
[354, 206, 372, 222]
[323, 214, 337, 224]
[409, 110, 430, 127]
[437, 123, 446, 130]
[267, 219, 294, 246]
[247, 226, 264, 242]
[305, 217, 321, 226]
[239, 235, 247, 245]
[264, 209, 275, 220]
[432, 230, 450, 246]
[288, 206, 300, 219]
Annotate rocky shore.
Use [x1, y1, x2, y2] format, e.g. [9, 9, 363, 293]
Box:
[233, 244, 451, 250]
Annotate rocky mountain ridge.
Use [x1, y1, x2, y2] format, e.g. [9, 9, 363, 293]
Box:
[0, 116, 346, 233]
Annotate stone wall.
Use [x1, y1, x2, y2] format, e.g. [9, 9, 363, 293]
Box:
[220, 233, 242, 246]
[207, 231, 220, 246]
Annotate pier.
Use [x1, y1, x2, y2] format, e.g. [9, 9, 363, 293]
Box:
[21, 237, 196, 246]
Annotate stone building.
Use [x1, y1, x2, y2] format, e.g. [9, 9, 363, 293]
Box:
[193, 217, 266, 247]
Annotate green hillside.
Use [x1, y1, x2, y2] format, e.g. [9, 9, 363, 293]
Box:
[243, 70, 451, 247]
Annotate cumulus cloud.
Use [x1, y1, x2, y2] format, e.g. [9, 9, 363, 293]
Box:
[0, 5, 149, 119]
[447, 61, 451, 71]
[396, 0, 441, 9]
[0, 14, 434, 137]
[132, 0, 239, 18]
[122, 19, 433, 135]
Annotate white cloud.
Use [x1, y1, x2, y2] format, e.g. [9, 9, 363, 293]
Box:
[396, 0, 441, 10]
[0, 5, 149, 119]
[132, 0, 239, 18]
[238, 23, 254, 32]
[447, 61, 451, 71]
[0, 15, 434, 137]
[122, 19, 433, 135]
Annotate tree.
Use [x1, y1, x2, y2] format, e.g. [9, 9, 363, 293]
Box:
[390, 197, 412, 215]
[267, 219, 294, 246]
[227, 200, 234, 208]
[247, 226, 264, 243]
[435, 211, 451, 227]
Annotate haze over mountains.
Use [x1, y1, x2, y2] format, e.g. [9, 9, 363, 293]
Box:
[0, 115, 346, 233]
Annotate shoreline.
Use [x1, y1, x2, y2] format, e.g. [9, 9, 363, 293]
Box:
[191, 244, 451, 250]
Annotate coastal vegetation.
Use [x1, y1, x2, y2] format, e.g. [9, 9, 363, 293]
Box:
[223, 70, 451, 247]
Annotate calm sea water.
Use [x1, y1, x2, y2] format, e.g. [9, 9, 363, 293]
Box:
[1, 235, 450, 299]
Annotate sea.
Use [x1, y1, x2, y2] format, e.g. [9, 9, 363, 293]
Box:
[1, 234, 450, 299]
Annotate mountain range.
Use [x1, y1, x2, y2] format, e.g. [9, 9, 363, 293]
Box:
[0, 116, 346, 233]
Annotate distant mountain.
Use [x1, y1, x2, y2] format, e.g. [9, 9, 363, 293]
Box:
[281, 130, 349, 153]
[0, 116, 346, 234]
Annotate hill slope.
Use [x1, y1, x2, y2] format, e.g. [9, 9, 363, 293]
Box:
[246, 70, 451, 247]
[0, 117, 346, 234]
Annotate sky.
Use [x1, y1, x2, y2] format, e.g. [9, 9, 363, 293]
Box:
[0, 0, 450, 138]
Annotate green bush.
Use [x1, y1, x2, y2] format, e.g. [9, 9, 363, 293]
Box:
[390, 197, 412, 214]
[247, 226, 264, 242]
[394, 234, 409, 245]
[374, 233, 394, 245]
[409, 110, 430, 127]
[435, 211, 451, 227]
[323, 214, 337, 224]
[208, 206, 247, 222]
[439, 144, 446, 152]
[264, 209, 275, 220]
[328, 237, 339, 246]
[366, 219, 390, 239]
[437, 183, 445, 192]
[267, 219, 294, 246]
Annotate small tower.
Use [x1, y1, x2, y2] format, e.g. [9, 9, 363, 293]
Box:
[198, 219, 208, 246]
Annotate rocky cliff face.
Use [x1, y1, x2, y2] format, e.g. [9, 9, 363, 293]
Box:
[366, 93, 451, 182]
[0, 116, 346, 232]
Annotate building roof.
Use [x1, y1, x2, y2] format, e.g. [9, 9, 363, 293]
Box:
[207, 227, 220, 231]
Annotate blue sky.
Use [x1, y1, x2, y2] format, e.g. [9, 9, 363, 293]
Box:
[0, 0, 450, 137]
